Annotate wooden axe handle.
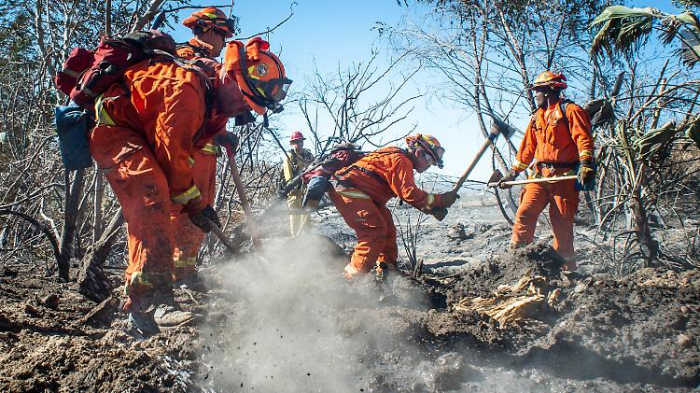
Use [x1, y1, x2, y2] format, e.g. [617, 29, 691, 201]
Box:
[229, 156, 262, 249]
[208, 220, 239, 254]
[451, 130, 502, 193]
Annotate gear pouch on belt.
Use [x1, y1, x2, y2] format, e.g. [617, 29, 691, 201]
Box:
[55, 105, 93, 170]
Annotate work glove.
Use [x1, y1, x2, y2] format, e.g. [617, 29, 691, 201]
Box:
[213, 132, 239, 158]
[497, 170, 518, 189]
[439, 191, 460, 208]
[430, 207, 449, 221]
[577, 160, 596, 191]
[184, 201, 221, 233]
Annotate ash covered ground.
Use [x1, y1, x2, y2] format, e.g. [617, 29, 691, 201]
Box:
[1, 194, 699, 392]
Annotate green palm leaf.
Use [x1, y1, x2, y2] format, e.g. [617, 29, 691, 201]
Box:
[590, 5, 700, 66]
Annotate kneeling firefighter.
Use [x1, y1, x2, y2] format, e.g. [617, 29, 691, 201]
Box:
[330, 134, 460, 280]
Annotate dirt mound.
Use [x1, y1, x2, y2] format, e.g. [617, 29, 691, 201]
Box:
[404, 243, 700, 389]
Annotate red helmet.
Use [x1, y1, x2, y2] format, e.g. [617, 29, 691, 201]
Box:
[405, 134, 444, 168]
[290, 131, 305, 142]
[183, 7, 236, 38]
[530, 70, 567, 90]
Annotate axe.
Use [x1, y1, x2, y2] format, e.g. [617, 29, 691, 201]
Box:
[433, 115, 517, 221]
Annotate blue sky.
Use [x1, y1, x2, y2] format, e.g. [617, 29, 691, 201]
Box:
[169, 0, 686, 182]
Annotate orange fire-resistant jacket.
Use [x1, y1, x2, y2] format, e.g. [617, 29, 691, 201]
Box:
[512, 99, 594, 173]
[335, 147, 444, 211]
[177, 39, 250, 149]
[177, 38, 216, 59]
[94, 61, 206, 206]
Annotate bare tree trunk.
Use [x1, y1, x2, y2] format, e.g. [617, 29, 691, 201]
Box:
[57, 169, 85, 281]
[93, 169, 105, 242]
[78, 209, 124, 302]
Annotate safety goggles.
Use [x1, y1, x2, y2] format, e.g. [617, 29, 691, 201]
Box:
[424, 151, 436, 166]
[418, 138, 444, 168]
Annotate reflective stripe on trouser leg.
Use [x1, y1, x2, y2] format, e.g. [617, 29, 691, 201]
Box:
[171, 149, 217, 278]
[329, 188, 389, 275]
[376, 204, 398, 267]
[288, 195, 311, 236]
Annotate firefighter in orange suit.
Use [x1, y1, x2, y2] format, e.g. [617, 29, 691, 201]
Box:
[171, 7, 240, 281]
[330, 134, 460, 280]
[498, 71, 595, 271]
[89, 61, 219, 331]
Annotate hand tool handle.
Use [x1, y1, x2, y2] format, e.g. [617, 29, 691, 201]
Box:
[488, 175, 577, 187]
[207, 219, 239, 253]
[451, 137, 492, 193]
[229, 157, 262, 249]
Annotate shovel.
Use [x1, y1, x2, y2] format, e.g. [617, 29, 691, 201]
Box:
[433, 115, 517, 221]
[206, 217, 270, 274]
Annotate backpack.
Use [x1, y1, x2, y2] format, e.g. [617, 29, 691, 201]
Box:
[54, 30, 177, 109]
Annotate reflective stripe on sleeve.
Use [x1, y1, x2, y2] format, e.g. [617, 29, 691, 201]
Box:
[337, 189, 372, 200]
[426, 193, 435, 209]
[579, 150, 593, 159]
[171, 185, 201, 205]
[201, 143, 220, 155]
[513, 159, 529, 171]
[174, 256, 197, 269]
[95, 94, 117, 126]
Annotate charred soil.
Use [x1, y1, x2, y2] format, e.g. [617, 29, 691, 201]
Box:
[1, 203, 699, 392]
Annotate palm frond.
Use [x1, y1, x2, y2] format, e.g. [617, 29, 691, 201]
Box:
[677, 28, 700, 66]
[634, 121, 677, 161]
[590, 6, 660, 59]
[679, 116, 700, 148]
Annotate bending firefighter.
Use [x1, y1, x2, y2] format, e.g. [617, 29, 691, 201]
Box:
[89, 34, 289, 332]
[171, 6, 241, 281]
[498, 70, 595, 271]
[283, 131, 315, 236]
[330, 134, 460, 280]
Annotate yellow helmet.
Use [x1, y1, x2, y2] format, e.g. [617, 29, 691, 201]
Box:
[530, 70, 567, 90]
[406, 134, 444, 168]
[183, 7, 236, 38]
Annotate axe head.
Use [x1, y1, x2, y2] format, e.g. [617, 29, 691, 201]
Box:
[488, 114, 518, 141]
[479, 170, 504, 195]
[488, 170, 504, 185]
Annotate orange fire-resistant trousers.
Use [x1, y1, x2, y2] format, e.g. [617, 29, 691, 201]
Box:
[512, 178, 579, 263]
[90, 126, 177, 309]
[171, 147, 218, 279]
[89, 64, 206, 311]
[329, 188, 398, 277]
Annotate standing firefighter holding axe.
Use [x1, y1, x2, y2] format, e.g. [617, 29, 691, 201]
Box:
[496, 70, 595, 272]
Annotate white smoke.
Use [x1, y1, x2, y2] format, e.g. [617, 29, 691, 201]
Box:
[198, 234, 430, 392]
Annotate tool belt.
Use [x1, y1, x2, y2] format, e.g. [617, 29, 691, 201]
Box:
[535, 161, 577, 170]
[534, 161, 577, 178]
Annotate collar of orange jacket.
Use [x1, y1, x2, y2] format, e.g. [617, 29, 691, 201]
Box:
[188, 38, 215, 57]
